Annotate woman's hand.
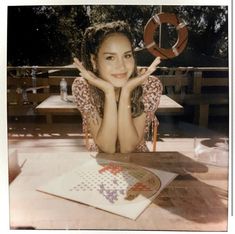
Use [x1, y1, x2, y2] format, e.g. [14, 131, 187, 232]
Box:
[122, 56, 161, 94]
[73, 58, 114, 94]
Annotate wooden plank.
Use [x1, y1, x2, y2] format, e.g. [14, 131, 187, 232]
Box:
[168, 94, 229, 105]
[36, 95, 183, 114]
[8, 93, 50, 103]
[210, 106, 229, 116]
[7, 66, 78, 71]
[7, 77, 49, 86]
[45, 114, 52, 124]
[7, 94, 21, 103]
[7, 105, 38, 116]
[159, 76, 190, 86]
[202, 78, 229, 86]
[198, 104, 209, 127]
[35, 95, 183, 123]
[193, 71, 202, 94]
[174, 70, 184, 93]
[183, 94, 229, 105]
[154, 66, 228, 72]
[8, 66, 228, 72]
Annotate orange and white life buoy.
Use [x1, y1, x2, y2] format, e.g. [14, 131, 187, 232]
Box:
[144, 12, 188, 59]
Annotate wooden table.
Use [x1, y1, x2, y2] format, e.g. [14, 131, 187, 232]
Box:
[9, 151, 228, 231]
[36, 95, 183, 123]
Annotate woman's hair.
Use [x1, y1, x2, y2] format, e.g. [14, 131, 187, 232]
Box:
[81, 20, 144, 118]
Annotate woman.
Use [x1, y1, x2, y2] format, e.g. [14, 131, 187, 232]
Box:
[72, 21, 162, 153]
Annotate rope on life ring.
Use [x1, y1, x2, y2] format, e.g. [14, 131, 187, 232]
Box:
[144, 12, 188, 59]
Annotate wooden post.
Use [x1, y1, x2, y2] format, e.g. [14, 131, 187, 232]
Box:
[193, 71, 202, 94]
[46, 114, 52, 124]
[174, 70, 183, 93]
[166, 69, 174, 95]
[199, 104, 209, 127]
[152, 122, 158, 152]
[193, 71, 203, 125]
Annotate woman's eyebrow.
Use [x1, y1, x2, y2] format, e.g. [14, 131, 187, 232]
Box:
[103, 50, 132, 55]
[103, 52, 116, 55]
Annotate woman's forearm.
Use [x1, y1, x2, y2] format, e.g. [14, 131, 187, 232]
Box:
[117, 89, 140, 153]
[95, 91, 118, 153]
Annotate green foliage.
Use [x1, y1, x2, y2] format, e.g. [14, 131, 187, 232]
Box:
[88, 5, 159, 47]
[176, 6, 228, 58]
[7, 5, 228, 66]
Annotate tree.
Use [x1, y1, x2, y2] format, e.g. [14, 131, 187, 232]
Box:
[7, 6, 89, 65]
[88, 5, 160, 47]
[175, 6, 228, 59]
[7, 5, 228, 66]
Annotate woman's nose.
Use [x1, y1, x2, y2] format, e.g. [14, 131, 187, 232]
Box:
[116, 57, 126, 71]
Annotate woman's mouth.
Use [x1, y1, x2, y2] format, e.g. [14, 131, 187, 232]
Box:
[111, 72, 128, 79]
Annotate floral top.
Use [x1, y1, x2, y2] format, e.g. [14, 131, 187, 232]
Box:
[72, 76, 163, 152]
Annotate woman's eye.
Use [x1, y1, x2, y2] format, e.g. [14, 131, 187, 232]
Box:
[105, 56, 114, 61]
[125, 53, 133, 59]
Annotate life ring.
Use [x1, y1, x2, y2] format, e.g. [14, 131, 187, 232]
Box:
[144, 12, 188, 59]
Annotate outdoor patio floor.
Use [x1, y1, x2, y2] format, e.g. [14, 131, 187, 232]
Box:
[7, 116, 229, 155]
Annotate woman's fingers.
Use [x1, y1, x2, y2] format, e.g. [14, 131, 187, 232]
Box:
[73, 63, 113, 91]
[147, 56, 161, 74]
[73, 58, 101, 85]
[73, 57, 83, 67]
[138, 67, 148, 75]
[73, 57, 81, 68]
[126, 57, 161, 90]
[137, 56, 161, 80]
[73, 57, 86, 73]
[73, 57, 95, 81]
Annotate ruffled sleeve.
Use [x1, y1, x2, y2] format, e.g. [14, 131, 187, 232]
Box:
[72, 77, 95, 116]
[142, 75, 163, 141]
[142, 75, 163, 113]
[72, 77, 98, 151]
[135, 75, 163, 152]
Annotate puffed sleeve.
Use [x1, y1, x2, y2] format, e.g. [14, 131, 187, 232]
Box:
[142, 75, 163, 113]
[72, 77, 95, 116]
[72, 77, 99, 151]
[142, 75, 163, 139]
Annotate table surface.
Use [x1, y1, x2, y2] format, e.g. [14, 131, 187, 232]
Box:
[9, 150, 228, 231]
[36, 95, 183, 113]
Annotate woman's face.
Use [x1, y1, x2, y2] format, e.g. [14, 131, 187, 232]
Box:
[92, 33, 135, 88]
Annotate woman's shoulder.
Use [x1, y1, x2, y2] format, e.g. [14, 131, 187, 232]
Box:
[72, 76, 89, 88]
[72, 77, 91, 112]
[143, 75, 162, 90]
[142, 75, 163, 95]
[142, 75, 163, 112]
[72, 77, 90, 98]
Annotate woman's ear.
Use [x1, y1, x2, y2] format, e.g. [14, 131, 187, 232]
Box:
[90, 54, 97, 71]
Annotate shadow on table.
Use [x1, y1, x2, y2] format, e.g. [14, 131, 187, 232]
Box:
[156, 174, 228, 224]
[96, 151, 208, 175]
[200, 138, 228, 148]
[96, 151, 228, 225]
